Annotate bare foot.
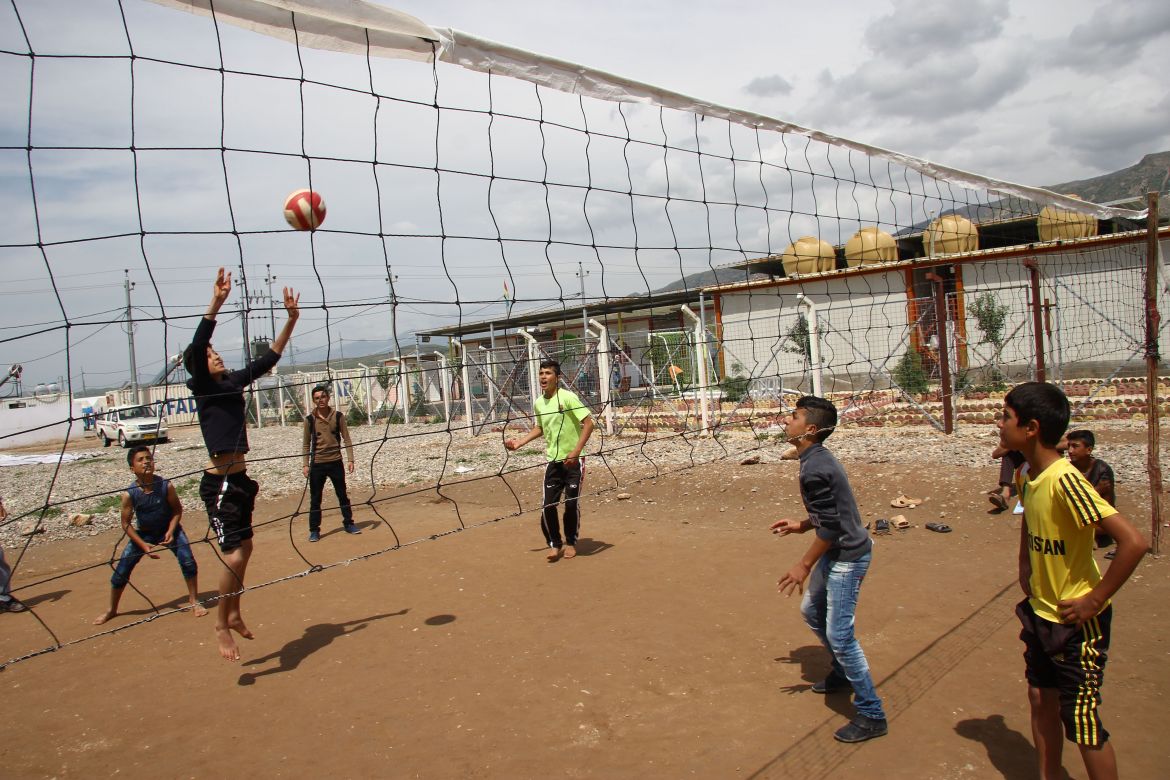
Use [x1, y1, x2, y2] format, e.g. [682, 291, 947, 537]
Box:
[191, 602, 209, 618]
[227, 616, 254, 640]
[216, 626, 240, 661]
[546, 547, 561, 562]
[93, 610, 117, 626]
[563, 545, 577, 559]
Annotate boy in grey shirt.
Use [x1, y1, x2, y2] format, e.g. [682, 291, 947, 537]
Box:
[772, 395, 887, 743]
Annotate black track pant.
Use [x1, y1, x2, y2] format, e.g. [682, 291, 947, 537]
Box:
[541, 460, 582, 548]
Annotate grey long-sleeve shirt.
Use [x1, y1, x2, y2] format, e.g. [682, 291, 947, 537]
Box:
[798, 442, 873, 562]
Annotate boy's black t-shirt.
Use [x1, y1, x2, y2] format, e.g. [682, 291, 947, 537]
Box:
[186, 317, 280, 456]
[798, 442, 872, 561]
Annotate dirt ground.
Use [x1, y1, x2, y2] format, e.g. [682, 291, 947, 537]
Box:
[1, 444, 1167, 779]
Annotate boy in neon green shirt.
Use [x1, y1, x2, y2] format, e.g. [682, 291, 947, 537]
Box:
[505, 359, 595, 562]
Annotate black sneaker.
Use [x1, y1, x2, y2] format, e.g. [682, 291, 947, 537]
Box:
[308, 530, 320, 543]
[0, 598, 28, 613]
[811, 673, 850, 694]
[833, 715, 888, 743]
[343, 523, 362, 535]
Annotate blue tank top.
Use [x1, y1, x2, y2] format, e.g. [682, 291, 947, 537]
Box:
[128, 476, 174, 535]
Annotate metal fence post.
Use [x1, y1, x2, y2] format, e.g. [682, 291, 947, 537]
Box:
[1024, 258, 1046, 382]
[926, 272, 953, 434]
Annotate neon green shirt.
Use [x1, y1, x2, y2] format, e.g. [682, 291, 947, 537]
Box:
[533, 387, 591, 461]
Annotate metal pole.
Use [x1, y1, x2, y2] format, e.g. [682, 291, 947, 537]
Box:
[1024, 259, 1046, 382]
[451, 338, 474, 437]
[578, 261, 589, 338]
[679, 306, 710, 434]
[433, 351, 451, 427]
[589, 319, 615, 435]
[926, 271, 953, 434]
[797, 295, 823, 397]
[1144, 192, 1163, 554]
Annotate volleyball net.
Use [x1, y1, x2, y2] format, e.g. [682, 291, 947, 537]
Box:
[0, 0, 1163, 665]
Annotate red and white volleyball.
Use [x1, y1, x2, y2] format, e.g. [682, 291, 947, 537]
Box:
[283, 189, 326, 231]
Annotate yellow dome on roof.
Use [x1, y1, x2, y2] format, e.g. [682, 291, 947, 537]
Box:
[1038, 195, 1097, 242]
[781, 236, 836, 276]
[925, 214, 978, 255]
[845, 227, 898, 266]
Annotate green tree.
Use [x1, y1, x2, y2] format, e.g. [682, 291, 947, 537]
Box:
[781, 313, 812, 360]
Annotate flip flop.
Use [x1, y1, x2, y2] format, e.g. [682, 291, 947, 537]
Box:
[890, 494, 924, 508]
[891, 515, 911, 530]
[925, 522, 952, 533]
[873, 519, 890, 535]
[986, 491, 1008, 512]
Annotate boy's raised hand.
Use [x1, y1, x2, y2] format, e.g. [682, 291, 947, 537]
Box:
[212, 267, 232, 305]
[283, 286, 300, 319]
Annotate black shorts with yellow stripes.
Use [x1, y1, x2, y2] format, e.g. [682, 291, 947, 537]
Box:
[1016, 598, 1112, 746]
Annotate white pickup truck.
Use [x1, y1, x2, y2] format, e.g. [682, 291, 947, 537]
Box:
[95, 405, 169, 448]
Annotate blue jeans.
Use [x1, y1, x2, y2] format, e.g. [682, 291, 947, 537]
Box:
[800, 552, 885, 720]
[110, 528, 198, 588]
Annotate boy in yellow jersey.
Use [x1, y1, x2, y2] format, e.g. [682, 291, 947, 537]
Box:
[505, 359, 594, 562]
[998, 382, 1148, 780]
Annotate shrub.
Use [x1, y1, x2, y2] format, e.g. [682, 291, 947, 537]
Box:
[893, 350, 929, 394]
[721, 374, 751, 402]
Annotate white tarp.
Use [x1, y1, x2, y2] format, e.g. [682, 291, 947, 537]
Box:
[146, 0, 1147, 222]
[0, 453, 97, 468]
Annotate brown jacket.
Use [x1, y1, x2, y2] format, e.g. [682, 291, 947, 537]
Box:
[302, 409, 354, 466]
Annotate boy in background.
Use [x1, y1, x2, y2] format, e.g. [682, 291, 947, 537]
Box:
[302, 383, 359, 542]
[94, 446, 207, 625]
[1065, 429, 1117, 554]
[504, 359, 594, 562]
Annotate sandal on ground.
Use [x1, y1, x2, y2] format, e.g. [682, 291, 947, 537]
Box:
[890, 494, 923, 508]
[925, 522, 952, 533]
[873, 519, 890, 535]
[986, 491, 1008, 512]
[890, 515, 911, 530]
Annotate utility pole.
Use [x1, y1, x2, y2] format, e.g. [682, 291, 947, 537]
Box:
[387, 272, 400, 357]
[264, 263, 277, 340]
[577, 261, 590, 339]
[124, 270, 140, 405]
[235, 264, 251, 361]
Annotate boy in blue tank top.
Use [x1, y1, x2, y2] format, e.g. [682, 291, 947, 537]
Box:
[94, 446, 207, 625]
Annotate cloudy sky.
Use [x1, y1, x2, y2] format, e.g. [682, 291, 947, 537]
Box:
[1, 0, 1168, 393]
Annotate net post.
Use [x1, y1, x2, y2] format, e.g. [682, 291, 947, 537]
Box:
[926, 272, 954, 434]
[1145, 191, 1163, 554]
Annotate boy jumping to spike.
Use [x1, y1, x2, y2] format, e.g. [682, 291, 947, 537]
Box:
[94, 446, 207, 625]
[504, 359, 594, 562]
[771, 395, 887, 744]
[185, 267, 299, 661]
[999, 382, 1147, 780]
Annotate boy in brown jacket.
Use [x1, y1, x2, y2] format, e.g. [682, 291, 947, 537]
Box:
[302, 384, 358, 541]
